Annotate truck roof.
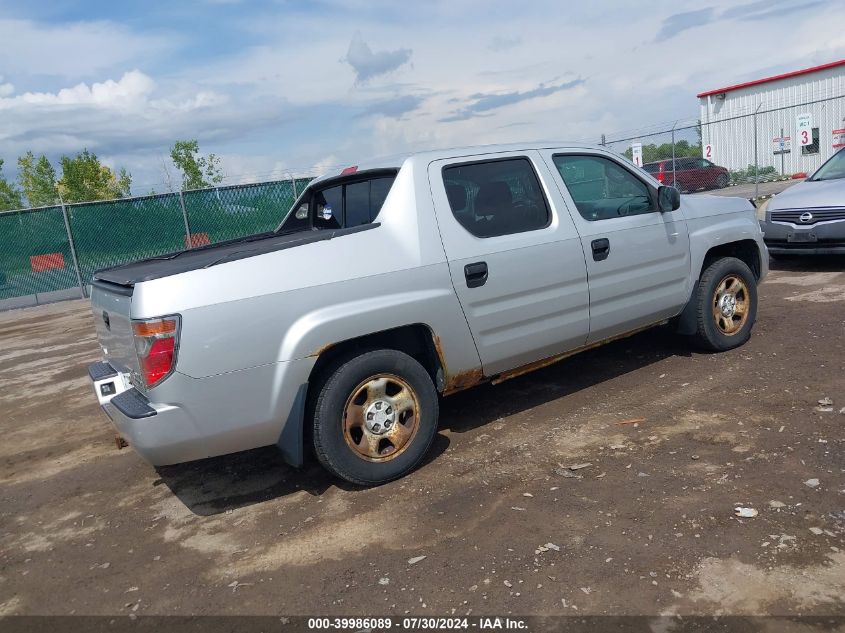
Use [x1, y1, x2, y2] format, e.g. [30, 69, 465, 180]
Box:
[309, 141, 601, 185]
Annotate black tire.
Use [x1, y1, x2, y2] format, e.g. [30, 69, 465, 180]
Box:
[716, 173, 729, 189]
[692, 257, 758, 352]
[311, 349, 439, 486]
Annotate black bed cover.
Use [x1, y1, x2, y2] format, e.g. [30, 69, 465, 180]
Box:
[92, 224, 378, 287]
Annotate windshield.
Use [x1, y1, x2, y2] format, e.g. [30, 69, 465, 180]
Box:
[809, 149, 845, 181]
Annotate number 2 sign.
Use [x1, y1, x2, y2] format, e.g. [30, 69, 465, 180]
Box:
[704, 144, 713, 160]
[796, 113, 813, 146]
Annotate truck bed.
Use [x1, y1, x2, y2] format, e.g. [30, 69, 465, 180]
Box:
[92, 224, 378, 287]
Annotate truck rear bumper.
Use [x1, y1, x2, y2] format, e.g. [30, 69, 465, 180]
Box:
[88, 357, 315, 467]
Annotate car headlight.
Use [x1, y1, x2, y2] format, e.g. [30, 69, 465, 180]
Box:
[755, 197, 771, 221]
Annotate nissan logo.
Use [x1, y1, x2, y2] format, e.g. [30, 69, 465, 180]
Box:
[799, 212, 814, 223]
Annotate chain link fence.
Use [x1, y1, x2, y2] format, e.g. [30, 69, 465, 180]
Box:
[599, 94, 844, 199]
[0, 177, 311, 310]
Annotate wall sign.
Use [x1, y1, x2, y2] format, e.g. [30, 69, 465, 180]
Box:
[796, 113, 813, 146]
[772, 136, 792, 155]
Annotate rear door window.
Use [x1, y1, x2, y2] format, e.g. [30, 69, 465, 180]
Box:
[442, 158, 550, 238]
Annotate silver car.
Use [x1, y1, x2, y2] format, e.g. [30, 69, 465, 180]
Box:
[759, 148, 845, 255]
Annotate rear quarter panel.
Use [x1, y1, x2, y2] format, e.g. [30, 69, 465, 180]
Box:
[130, 158, 481, 381]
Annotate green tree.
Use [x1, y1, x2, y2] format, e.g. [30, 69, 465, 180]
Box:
[0, 159, 24, 211]
[17, 151, 58, 207]
[170, 140, 223, 190]
[57, 149, 132, 203]
[623, 139, 702, 163]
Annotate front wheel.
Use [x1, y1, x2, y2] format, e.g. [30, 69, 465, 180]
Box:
[311, 349, 439, 486]
[692, 257, 758, 351]
[715, 173, 729, 189]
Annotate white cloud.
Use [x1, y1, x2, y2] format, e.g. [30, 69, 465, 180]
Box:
[0, 69, 269, 190]
[2, 70, 155, 107]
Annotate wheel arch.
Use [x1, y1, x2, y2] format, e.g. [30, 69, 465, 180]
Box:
[676, 239, 762, 335]
[307, 323, 447, 394]
[701, 239, 762, 280]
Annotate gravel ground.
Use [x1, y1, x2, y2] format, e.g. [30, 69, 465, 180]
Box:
[1, 257, 844, 618]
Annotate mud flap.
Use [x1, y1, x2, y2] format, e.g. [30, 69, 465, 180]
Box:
[276, 382, 308, 467]
[675, 285, 700, 336]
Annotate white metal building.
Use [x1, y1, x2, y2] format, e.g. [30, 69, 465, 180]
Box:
[698, 60, 845, 175]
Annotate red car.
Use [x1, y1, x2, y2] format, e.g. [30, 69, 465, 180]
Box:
[643, 157, 730, 192]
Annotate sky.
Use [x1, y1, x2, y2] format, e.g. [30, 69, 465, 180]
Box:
[1, 0, 844, 194]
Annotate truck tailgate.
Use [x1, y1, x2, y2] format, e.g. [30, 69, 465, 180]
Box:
[90, 282, 142, 384]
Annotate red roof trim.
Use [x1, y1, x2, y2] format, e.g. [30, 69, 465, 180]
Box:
[697, 59, 845, 98]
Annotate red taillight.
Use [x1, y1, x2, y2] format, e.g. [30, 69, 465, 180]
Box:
[132, 316, 180, 388]
[656, 171, 666, 183]
[340, 165, 358, 175]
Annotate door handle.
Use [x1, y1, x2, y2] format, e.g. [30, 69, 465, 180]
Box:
[464, 261, 488, 288]
[591, 238, 610, 261]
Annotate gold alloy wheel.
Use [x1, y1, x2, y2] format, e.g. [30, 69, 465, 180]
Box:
[342, 374, 420, 462]
[712, 274, 750, 336]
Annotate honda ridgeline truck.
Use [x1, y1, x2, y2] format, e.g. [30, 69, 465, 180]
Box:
[88, 143, 768, 485]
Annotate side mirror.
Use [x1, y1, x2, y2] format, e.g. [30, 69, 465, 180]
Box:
[658, 185, 681, 212]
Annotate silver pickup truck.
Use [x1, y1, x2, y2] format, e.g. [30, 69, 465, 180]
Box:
[88, 143, 767, 485]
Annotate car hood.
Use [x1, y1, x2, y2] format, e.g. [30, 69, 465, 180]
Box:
[769, 178, 845, 210]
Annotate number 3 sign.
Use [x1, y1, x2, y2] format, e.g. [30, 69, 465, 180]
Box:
[796, 113, 812, 146]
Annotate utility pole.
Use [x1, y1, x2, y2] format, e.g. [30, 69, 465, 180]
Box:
[671, 121, 677, 188]
[59, 193, 86, 299]
[753, 103, 763, 199]
[178, 189, 192, 249]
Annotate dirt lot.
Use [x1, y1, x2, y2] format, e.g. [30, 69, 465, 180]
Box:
[1, 258, 844, 618]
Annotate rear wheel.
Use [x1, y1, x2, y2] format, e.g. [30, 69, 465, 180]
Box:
[692, 257, 758, 351]
[311, 349, 439, 486]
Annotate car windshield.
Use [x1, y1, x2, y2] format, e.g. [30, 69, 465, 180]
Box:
[809, 150, 845, 181]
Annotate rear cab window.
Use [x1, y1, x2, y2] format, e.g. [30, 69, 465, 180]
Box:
[441, 157, 551, 238]
[279, 171, 396, 232]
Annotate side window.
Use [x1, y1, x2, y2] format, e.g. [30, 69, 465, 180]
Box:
[344, 181, 371, 227]
[553, 154, 654, 221]
[369, 177, 394, 218]
[314, 185, 343, 230]
[282, 201, 310, 232]
[442, 158, 550, 238]
[296, 174, 396, 232]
